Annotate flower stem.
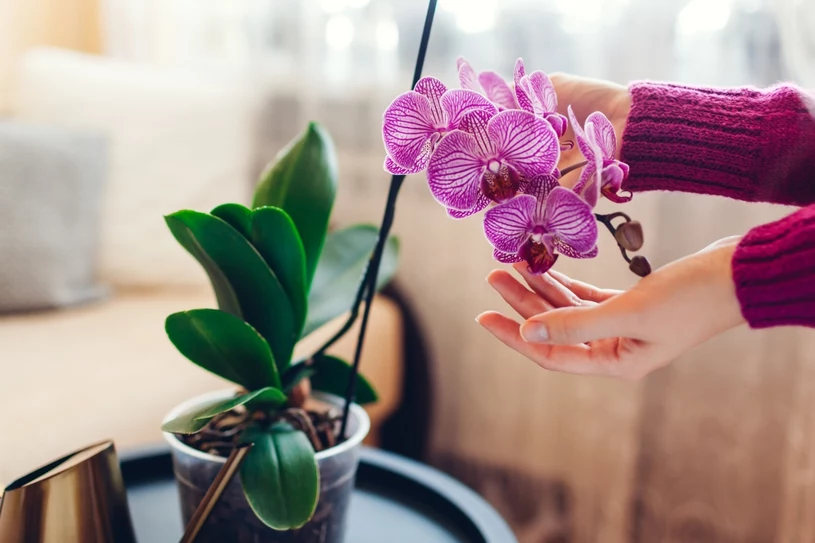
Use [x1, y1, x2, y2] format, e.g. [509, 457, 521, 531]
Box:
[337, 0, 439, 438]
[559, 160, 588, 177]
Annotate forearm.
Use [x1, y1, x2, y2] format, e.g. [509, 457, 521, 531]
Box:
[620, 82, 815, 206]
[733, 204, 815, 328]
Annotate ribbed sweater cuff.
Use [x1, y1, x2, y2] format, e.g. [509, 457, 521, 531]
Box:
[733, 205, 815, 328]
[621, 82, 815, 206]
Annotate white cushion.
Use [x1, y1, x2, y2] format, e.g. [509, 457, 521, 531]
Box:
[10, 48, 260, 287]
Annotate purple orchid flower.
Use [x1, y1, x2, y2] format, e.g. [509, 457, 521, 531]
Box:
[457, 57, 519, 111]
[568, 106, 631, 206]
[426, 109, 560, 218]
[483, 176, 598, 274]
[382, 76, 497, 175]
[513, 59, 568, 138]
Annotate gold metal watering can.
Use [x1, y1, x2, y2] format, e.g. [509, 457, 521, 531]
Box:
[0, 440, 136, 543]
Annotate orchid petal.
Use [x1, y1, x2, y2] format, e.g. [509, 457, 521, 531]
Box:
[384, 155, 426, 175]
[546, 113, 568, 138]
[457, 57, 480, 92]
[567, 105, 596, 161]
[543, 187, 598, 253]
[414, 77, 448, 126]
[553, 241, 598, 259]
[600, 162, 633, 203]
[459, 109, 496, 157]
[478, 71, 518, 110]
[573, 162, 600, 209]
[447, 194, 490, 219]
[522, 174, 560, 201]
[441, 89, 497, 129]
[427, 130, 486, 211]
[513, 60, 533, 113]
[488, 110, 559, 178]
[585, 111, 617, 159]
[483, 194, 536, 253]
[526, 71, 558, 115]
[601, 162, 626, 193]
[383, 91, 436, 170]
[513, 58, 526, 81]
[494, 248, 523, 264]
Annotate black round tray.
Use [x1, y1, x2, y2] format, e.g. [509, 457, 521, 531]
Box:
[120, 445, 516, 543]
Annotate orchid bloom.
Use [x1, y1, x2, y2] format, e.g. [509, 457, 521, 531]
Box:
[483, 177, 598, 274]
[383, 76, 496, 175]
[426, 109, 560, 218]
[568, 106, 631, 206]
[513, 59, 568, 138]
[457, 57, 519, 111]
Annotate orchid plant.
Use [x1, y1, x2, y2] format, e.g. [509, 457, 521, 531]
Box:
[382, 57, 650, 277]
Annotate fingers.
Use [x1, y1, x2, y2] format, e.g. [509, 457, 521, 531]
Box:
[547, 269, 620, 303]
[487, 269, 552, 319]
[475, 311, 624, 375]
[514, 264, 589, 308]
[520, 301, 637, 345]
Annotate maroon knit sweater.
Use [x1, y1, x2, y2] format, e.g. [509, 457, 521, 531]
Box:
[620, 82, 815, 329]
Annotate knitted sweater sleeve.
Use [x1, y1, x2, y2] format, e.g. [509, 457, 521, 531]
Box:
[619, 82, 815, 329]
[620, 82, 815, 206]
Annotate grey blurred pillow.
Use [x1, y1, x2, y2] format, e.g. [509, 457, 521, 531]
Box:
[0, 122, 108, 312]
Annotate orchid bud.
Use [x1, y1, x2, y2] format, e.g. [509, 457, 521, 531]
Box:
[629, 255, 652, 277]
[615, 220, 644, 251]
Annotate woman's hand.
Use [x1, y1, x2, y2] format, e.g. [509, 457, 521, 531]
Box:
[476, 237, 746, 380]
[550, 73, 632, 183]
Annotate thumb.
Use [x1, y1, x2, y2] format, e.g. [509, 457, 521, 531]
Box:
[520, 304, 631, 345]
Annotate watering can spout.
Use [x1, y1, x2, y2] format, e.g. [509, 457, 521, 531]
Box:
[0, 440, 136, 543]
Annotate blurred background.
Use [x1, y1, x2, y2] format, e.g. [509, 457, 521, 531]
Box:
[2, 0, 815, 541]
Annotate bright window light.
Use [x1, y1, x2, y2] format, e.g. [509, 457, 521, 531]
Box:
[376, 20, 399, 51]
[325, 15, 354, 50]
[677, 0, 733, 35]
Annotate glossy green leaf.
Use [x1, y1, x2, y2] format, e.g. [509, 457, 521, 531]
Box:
[240, 423, 320, 530]
[194, 387, 287, 420]
[251, 207, 307, 333]
[211, 203, 253, 238]
[303, 224, 399, 338]
[161, 396, 230, 434]
[165, 211, 296, 368]
[310, 354, 378, 405]
[252, 122, 338, 289]
[165, 214, 242, 317]
[166, 309, 281, 390]
[210, 204, 308, 334]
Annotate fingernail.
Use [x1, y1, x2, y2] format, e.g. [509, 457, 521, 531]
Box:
[520, 322, 549, 342]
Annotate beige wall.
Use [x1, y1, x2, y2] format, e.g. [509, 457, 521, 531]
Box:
[0, 0, 101, 111]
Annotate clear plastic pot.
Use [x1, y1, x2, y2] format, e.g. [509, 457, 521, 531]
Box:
[163, 390, 370, 543]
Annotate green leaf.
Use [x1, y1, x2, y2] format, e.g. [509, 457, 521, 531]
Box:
[310, 354, 378, 405]
[165, 214, 242, 317]
[211, 203, 253, 238]
[194, 387, 287, 420]
[303, 224, 399, 338]
[251, 207, 308, 333]
[165, 211, 296, 369]
[240, 423, 320, 530]
[166, 309, 281, 390]
[252, 122, 338, 289]
[161, 396, 230, 434]
[210, 204, 308, 334]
